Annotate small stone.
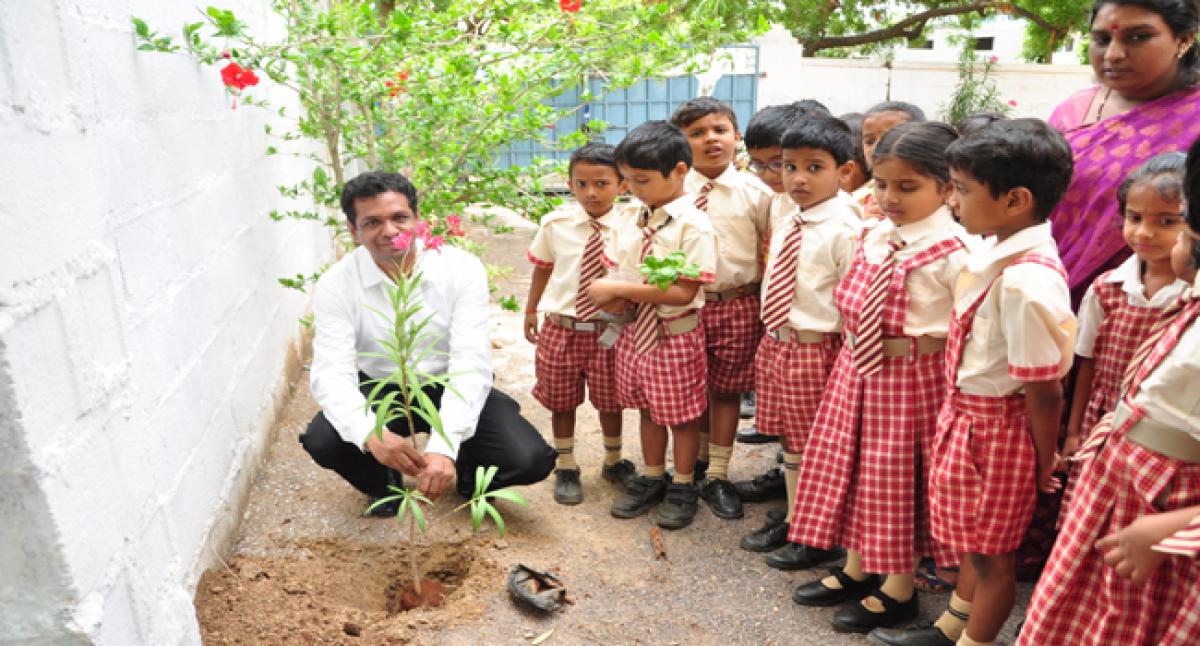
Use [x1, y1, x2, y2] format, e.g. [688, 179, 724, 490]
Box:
[494, 539, 509, 550]
[343, 622, 362, 637]
[241, 564, 266, 581]
[492, 340, 503, 349]
[523, 630, 536, 639]
[209, 586, 225, 595]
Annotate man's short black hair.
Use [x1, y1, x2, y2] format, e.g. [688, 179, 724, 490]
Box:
[946, 118, 1074, 222]
[744, 100, 831, 150]
[839, 111, 871, 179]
[865, 100, 927, 122]
[340, 171, 419, 227]
[670, 97, 740, 132]
[569, 141, 621, 178]
[780, 115, 855, 166]
[613, 121, 692, 177]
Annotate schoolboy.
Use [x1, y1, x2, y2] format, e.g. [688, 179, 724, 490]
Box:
[587, 121, 718, 530]
[859, 101, 927, 222]
[742, 114, 863, 572]
[669, 97, 773, 519]
[870, 119, 1075, 646]
[525, 142, 635, 505]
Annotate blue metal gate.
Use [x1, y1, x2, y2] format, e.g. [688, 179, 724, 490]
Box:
[496, 46, 760, 169]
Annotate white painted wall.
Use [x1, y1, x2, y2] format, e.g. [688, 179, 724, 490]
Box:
[0, 2, 329, 644]
[754, 25, 1096, 120]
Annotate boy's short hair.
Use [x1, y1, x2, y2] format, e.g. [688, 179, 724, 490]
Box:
[744, 100, 831, 150]
[1187, 136, 1200, 233]
[946, 118, 1074, 222]
[839, 112, 870, 178]
[1117, 151, 1186, 214]
[614, 121, 692, 177]
[954, 111, 1008, 137]
[780, 115, 855, 166]
[670, 97, 740, 132]
[568, 141, 620, 178]
[340, 171, 418, 226]
[865, 100, 927, 122]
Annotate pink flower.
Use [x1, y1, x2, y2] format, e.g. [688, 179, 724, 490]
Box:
[390, 231, 414, 251]
[1008, 99, 1018, 107]
[988, 55, 999, 65]
[415, 221, 432, 239]
[446, 214, 464, 237]
[426, 235, 445, 252]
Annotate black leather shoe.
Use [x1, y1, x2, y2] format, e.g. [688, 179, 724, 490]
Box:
[867, 624, 956, 646]
[700, 478, 744, 519]
[736, 424, 779, 444]
[611, 475, 667, 518]
[655, 482, 700, 529]
[792, 570, 882, 607]
[767, 543, 846, 571]
[833, 590, 920, 633]
[734, 466, 786, 502]
[693, 459, 708, 482]
[600, 459, 637, 492]
[553, 469, 583, 505]
[740, 512, 789, 552]
[740, 392, 756, 418]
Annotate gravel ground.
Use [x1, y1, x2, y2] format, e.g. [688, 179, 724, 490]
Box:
[197, 210, 1031, 645]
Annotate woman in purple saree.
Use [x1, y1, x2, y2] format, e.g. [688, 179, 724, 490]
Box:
[1048, 0, 1200, 304]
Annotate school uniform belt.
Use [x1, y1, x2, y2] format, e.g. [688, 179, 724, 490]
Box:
[844, 333, 947, 358]
[768, 327, 834, 345]
[656, 312, 701, 337]
[704, 283, 760, 303]
[546, 313, 608, 333]
[1114, 402, 1200, 464]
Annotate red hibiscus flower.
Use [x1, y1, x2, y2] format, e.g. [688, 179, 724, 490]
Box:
[220, 62, 260, 91]
[559, 0, 582, 12]
[1008, 99, 1018, 107]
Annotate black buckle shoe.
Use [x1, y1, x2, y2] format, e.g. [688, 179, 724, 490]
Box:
[655, 482, 700, 529]
[867, 624, 956, 646]
[610, 475, 667, 519]
[767, 543, 846, 571]
[793, 570, 882, 607]
[833, 590, 920, 633]
[553, 469, 583, 505]
[600, 459, 637, 492]
[736, 424, 779, 444]
[699, 478, 744, 519]
[740, 511, 789, 552]
[734, 466, 786, 502]
[740, 392, 757, 418]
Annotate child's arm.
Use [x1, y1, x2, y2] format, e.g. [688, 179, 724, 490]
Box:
[1024, 379, 1065, 494]
[588, 277, 701, 308]
[1095, 505, 1200, 584]
[524, 265, 553, 344]
[1063, 356, 1097, 458]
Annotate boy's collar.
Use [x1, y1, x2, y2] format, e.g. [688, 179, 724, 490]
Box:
[687, 164, 737, 187]
[796, 190, 850, 222]
[967, 221, 1054, 273]
[886, 206, 955, 245]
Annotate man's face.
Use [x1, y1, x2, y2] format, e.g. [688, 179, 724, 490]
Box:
[348, 191, 419, 270]
[681, 112, 740, 177]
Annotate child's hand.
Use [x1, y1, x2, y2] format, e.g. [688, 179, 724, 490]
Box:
[863, 199, 884, 222]
[1037, 453, 1063, 494]
[524, 312, 539, 344]
[600, 298, 633, 315]
[587, 278, 622, 306]
[1096, 513, 1178, 584]
[1061, 434, 1082, 461]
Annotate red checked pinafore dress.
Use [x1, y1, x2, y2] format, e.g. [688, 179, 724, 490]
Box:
[789, 232, 964, 573]
[1018, 297, 1200, 646]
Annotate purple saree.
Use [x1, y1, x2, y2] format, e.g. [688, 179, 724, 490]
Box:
[1048, 85, 1200, 301]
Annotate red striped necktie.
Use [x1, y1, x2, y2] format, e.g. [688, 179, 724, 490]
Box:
[1120, 293, 1193, 396]
[573, 220, 606, 321]
[632, 208, 663, 354]
[761, 214, 804, 333]
[694, 181, 714, 212]
[854, 236, 906, 377]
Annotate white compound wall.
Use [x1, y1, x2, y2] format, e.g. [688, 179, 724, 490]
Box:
[0, 2, 330, 644]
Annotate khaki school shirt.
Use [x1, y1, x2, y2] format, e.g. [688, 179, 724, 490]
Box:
[527, 204, 623, 318]
[685, 165, 772, 291]
[612, 195, 717, 318]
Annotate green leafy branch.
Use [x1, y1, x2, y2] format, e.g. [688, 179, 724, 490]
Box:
[639, 250, 701, 291]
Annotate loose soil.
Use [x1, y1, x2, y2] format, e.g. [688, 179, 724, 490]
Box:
[195, 209, 1032, 644]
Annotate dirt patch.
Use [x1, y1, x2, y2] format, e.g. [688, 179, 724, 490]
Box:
[196, 539, 498, 645]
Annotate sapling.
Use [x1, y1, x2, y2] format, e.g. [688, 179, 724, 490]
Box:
[360, 225, 528, 608]
[639, 250, 701, 290]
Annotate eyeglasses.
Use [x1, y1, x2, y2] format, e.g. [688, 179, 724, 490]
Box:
[748, 158, 783, 174]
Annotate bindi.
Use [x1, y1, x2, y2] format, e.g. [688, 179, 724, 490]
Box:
[1110, 22, 1120, 32]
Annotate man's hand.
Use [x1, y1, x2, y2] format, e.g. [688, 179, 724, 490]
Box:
[524, 312, 540, 344]
[418, 453, 456, 500]
[365, 432, 427, 477]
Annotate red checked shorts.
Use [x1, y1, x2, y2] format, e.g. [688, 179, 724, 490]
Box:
[532, 318, 620, 413]
[615, 322, 707, 426]
[753, 333, 839, 455]
[930, 392, 1038, 554]
[700, 294, 763, 393]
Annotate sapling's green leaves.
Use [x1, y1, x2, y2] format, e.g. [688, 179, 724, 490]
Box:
[639, 250, 701, 291]
[410, 495, 427, 534]
[486, 488, 529, 506]
[484, 503, 506, 536]
[470, 498, 486, 532]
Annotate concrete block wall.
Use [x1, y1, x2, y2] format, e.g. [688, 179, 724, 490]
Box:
[0, 1, 329, 644]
